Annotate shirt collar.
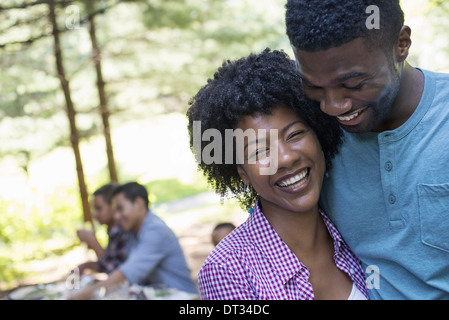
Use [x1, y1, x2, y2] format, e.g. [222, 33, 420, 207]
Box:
[246, 201, 347, 285]
[108, 222, 123, 236]
[319, 208, 347, 254]
[246, 201, 306, 285]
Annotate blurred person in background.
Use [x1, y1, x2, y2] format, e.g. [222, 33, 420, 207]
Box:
[76, 183, 129, 275]
[70, 182, 197, 299]
[211, 222, 236, 246]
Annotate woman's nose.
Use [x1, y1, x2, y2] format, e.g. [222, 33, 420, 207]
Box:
[276, 142, 298, 169]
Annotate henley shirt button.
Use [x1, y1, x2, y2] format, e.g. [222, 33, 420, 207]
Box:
[385, 161, 393, 172]
[389, 194, 396, 204]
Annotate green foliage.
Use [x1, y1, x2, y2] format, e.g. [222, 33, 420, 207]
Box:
[146, 176, 210, 205]
[141, 0, 200, 30]
[0, 189, 81, 288]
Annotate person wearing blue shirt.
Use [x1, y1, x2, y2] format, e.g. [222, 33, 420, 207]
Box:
[286, 0, 449, 299]
[70, 182, 198, 299]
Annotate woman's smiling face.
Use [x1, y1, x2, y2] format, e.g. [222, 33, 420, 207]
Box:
[236, 104, 326, 215]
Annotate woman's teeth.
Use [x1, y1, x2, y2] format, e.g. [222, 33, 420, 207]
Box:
[277, 168, 309, 189]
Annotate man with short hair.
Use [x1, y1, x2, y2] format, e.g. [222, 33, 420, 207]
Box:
[70, 182, 197, 299]
[77, 183, 128, 275]
[286, 0, 449, 299]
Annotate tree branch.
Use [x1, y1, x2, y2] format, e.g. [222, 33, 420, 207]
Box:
[0, 0, 76, 11]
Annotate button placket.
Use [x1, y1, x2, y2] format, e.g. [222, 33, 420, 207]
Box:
[378, 134, 403, 227]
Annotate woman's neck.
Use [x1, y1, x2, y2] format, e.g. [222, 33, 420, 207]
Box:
[259, 199, 329, 257]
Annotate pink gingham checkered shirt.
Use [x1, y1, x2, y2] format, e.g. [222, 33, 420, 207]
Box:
[198, 201, 369, 300]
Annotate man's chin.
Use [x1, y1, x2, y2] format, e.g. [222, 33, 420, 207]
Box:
[340, 123, 372, 133]
[338, 113, 377, 133]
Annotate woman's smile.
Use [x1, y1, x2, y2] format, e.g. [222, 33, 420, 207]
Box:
[274, 167, 310, 192]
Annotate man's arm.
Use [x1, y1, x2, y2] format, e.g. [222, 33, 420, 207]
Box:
[77, 229, 106, 259]
[77, 261, 100, 274]
[69, 269, 126, 300]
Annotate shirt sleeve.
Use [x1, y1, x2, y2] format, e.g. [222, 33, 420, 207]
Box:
[198, 262, 257, 300]
[119, 223, 168, 284]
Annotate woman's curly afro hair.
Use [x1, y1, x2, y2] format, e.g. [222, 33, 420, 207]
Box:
[186, 48, 342, 209]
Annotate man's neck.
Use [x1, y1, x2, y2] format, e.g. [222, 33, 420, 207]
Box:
[133, 209, 148, 234]
[374, 62, 424, 132]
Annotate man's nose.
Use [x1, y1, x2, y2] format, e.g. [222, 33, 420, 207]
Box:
[320, 89, 352, 117]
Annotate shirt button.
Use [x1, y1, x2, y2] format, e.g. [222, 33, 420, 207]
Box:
[385, 161, 393, 172]
[389, 193, 396, 204]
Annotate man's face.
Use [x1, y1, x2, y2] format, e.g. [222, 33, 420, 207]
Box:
[294, 38, 401, 133]
[112, 193, 139, 232]
[92, 195, 113, 225]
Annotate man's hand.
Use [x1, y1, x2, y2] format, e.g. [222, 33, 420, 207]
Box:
[77, 229, 105, 258]
[68, 269, 127, 300]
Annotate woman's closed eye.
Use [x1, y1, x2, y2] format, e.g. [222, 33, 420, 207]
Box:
[249, 148, 269, 160]
[287, 130, 305, 141]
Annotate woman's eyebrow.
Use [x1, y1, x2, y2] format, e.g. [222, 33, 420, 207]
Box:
[282, 120, 306, 134]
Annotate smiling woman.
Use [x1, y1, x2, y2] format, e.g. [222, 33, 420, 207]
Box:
[186, 48, 369, 300]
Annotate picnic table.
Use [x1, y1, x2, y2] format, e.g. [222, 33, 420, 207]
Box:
[1, 274, 199, 300]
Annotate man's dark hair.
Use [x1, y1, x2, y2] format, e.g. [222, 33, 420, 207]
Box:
[112, 182, 150, 209]
[186, 48, 342, 209]
[285, 0, 404, 53]
[93, 183, 119, 205]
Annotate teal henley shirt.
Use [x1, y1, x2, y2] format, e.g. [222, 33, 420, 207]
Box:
[320, 69, 449, 299]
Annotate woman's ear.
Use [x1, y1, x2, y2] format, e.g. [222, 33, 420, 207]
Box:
[237, 165, 249, 185]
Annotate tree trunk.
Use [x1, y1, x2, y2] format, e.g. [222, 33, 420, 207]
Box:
[48, 1, 93, 223]
[87, 11, 119, 183]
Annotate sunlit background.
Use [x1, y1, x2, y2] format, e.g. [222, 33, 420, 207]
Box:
[0, 0, 448, 291]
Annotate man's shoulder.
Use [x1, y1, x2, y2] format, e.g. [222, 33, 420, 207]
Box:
[420, 69, 449, 119]
[422, 68, 449, 90]
[139, 210, 176, 240]
[425, 68, 449, 79]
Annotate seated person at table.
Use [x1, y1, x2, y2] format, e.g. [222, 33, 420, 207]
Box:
[77, 183, 129, 275]
[187, 49, 368, 300]
[70, 182, 198, 299]
[211, 222, 235, 247]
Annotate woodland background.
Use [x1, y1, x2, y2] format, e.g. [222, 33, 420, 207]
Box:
[0, 0, 448, 290]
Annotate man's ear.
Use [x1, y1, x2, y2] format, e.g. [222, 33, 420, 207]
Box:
[394, 25, 412, 63]
[133, 197, 146, 211]
[236, 165, 249, 185]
